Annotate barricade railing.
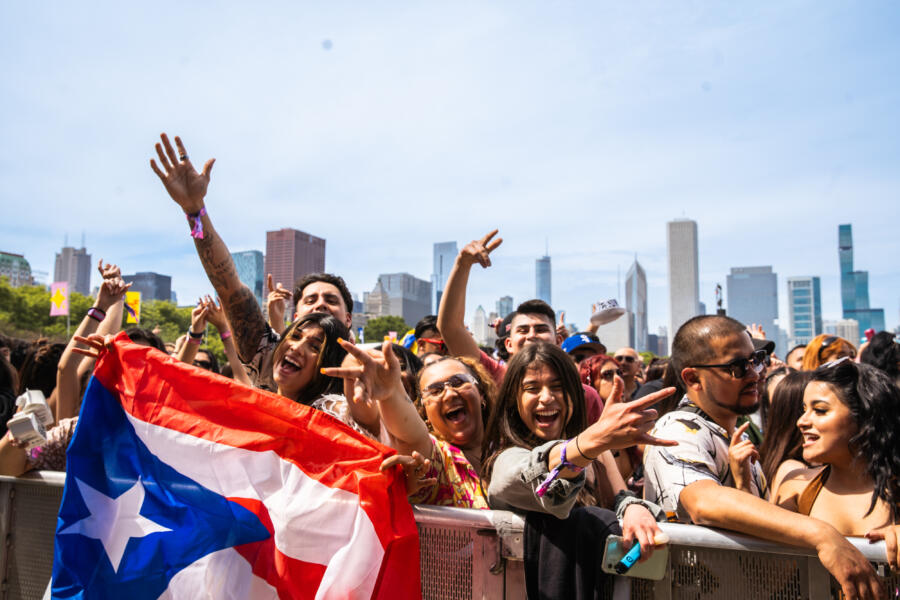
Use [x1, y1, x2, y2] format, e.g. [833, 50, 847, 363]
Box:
[1, 473, 896, 599]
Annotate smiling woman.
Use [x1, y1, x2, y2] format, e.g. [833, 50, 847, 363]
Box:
[772, 359, 900, 569]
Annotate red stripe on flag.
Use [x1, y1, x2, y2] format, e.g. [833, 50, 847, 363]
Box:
[229, 497, 327, 600]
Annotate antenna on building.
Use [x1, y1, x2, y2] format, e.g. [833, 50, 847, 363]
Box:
[81, 231, 86, 249]
[545, 237, 549, 256]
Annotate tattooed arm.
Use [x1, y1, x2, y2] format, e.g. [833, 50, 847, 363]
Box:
[150, 133, 266, 361]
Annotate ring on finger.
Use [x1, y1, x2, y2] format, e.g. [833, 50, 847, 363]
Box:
[179, 153, 189, 161]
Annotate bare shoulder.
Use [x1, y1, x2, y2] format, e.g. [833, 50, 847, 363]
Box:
[771, 463, 824, 509]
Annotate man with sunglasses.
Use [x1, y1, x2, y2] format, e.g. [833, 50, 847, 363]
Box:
[643, 315, 880, 600]
[414, 315, 448, 357]
[613, 347, 642, 399]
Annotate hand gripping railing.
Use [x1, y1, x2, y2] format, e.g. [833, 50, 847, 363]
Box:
[0, 474, 896, 600]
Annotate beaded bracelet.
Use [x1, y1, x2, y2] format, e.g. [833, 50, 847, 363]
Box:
[536, 439, 584, 498]
[86, 307, 106, 322]
[220, 330, 232, 340]
[187, 207, 207, 240]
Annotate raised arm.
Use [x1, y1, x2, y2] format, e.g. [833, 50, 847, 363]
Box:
[56, 262, 131, 421]
[437, 230, 502, 361]
[176, 300, 208, 366]
[203, 296, 252, 386]
[150, 133, 265, 361]
[265, 274, 291, 336]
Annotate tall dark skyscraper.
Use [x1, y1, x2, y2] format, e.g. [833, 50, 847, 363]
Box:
[431, 242, 458, 314]
[232, 250, 265, 306]
[123, 272, 172, 302]
[838, 224, 884, 339]
[54, 245, 92, 295]
[265, 229, 326, 292]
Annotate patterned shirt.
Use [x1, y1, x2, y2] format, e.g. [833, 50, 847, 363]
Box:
[26, 417, 78, 472]
[410, 435, 488, 509]
[643, 397, 767, 523]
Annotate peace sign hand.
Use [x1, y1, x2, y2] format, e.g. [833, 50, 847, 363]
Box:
[584, 383, 679, 452]
[149, 133, 215, 214]
[458, 230, 503, 269]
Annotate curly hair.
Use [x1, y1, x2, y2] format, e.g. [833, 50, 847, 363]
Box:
[810, 359, 900, 521]
[801, 334, 856, 371]
[415, 355, 496, 435]
[860, 331, 900, 380]
[274, 312, 349, 404]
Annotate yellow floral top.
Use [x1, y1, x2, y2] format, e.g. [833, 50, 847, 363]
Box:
[410, 435, 488, 509]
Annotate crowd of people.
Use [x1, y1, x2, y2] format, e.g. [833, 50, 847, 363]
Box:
[1, 133, 899, 599]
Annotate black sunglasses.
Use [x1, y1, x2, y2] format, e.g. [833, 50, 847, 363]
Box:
[614, 355, 637, 364]
[691, 350, 767, 379]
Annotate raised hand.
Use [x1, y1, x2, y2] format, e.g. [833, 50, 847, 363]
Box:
[266, 274, 291, 330]
[321, 339, 406, 405]
[458, 230, 503, 269]
[556, 310, 569, 339]
[97, 259, 121, 280]
[746, 323, 767, 340]
[96, 277, 132, 312]
[202, 295, 229, 333]
[728, 421, 759, 493]
[71, 334, 115, 360]
[189, 300, 209, 335]
[149, 133, 215, 214]
[380, 451, 437, 496]
[585, 382, 678, 451]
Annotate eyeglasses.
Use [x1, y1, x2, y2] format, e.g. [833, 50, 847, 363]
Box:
[691, 350, 767, 379]
[599, 369, 623, 382]
[614, 355, 637, 364]
[419, 338, 446, 348]
[422, 372, 476, 399]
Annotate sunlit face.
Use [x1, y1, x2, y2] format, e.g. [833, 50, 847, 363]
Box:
[294, 282, 351, 328]
[420, 360, 484, 450]
[613, 348, 640, 379]
[273, 324, 325, 400]
[798, 381, 858, 466]
[416, 329, 447, 356]
[691, 333, 761, 416]
[505, 313, 556, 356]
[786, 347, 805, 370]
[592, 361, 624, 401]
[517, 363, 571, 441]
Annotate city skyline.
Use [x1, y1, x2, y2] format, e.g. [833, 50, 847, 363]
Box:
[3, 3, 899, 337]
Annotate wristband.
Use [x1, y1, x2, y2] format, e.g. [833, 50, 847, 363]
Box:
[188, 336, 203, 345]
[86, 307, 106, 322]
[574, 434, 599, 461]
[187, 207, 207, 240]
[188, 330, 204, 339]
[536, 439, 584, 498]
[220, 330, 232, 340]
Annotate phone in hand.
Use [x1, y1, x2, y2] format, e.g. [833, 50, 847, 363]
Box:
[601, 535, 669, 580]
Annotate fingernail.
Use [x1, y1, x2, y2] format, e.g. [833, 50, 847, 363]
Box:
[319, 368, 327, 374]
[337, 338, 344, 344]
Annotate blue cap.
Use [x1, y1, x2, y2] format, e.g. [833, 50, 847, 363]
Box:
[561, 333, 607, 355]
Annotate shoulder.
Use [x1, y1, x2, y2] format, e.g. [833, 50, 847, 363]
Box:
[772, 464, 824, 509]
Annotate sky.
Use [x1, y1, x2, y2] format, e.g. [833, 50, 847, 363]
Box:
[2, 1, 899, 338]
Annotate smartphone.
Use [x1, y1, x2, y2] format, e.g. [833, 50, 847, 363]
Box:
[600, 535, 669, 581]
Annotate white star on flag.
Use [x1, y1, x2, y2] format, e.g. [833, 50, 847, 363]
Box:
[59, 477, 172, 572]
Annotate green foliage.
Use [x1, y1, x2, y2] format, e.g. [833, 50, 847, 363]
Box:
[639, 351, 658, 364]
[138, 300, 193, 344]
[364, 315, 409, 344]
[0, 277, 92, 339]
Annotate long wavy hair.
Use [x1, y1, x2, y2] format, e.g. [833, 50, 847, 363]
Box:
[758, 370, 812, 486]
[274, 312, 349, 405]
[481, 343, 590, 499]
[810, 359, 900, 520]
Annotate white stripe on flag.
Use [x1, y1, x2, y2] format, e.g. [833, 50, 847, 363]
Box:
[160, 548, 278, 600]
[125, 413, 385, 598]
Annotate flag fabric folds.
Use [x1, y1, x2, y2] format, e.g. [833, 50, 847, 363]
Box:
[124, 290, 141, 323]
[50, 282, 69, 316]
[52, 332, 421, 599]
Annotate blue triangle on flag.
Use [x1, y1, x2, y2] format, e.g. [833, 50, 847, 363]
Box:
[51, 377, 270, 599]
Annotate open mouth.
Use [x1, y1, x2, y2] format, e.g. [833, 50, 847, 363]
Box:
[534, 408, 561, 428]
[279, 356, 303, 374]
[444, 405, 468, 425]
[802, 433, 820, 447]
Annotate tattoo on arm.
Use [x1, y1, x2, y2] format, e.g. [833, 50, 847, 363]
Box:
[223, 287, 267, 362]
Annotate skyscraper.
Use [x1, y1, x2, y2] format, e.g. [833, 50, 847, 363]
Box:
[787, 276, 823, 345]
[536, 255, 551, 305]
[364, 273, 432, 326]
[726, 266, 778, 334]
[232, 250, 265, 306]
[432, 241, 458, 314]
[838, 224, 885, 338]
[264, 229, 325, 293]
[667, 219, 700, 350]
[625, 258, 648, 352]
[123, 272, 172, 302]
[472, 305, 490, 345]
[54, 245, 92, 296]
[0, 251, 33, 287]
[496, 296, 514, 319]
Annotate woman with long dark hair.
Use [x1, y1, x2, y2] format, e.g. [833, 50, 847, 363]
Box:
[759, 370, 812, 494]
[773, 359, 900, 569]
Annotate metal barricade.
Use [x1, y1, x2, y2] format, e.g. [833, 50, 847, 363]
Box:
[0, 473, 896, 600]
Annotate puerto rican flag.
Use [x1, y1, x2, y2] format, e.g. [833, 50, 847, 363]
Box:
[51, 332, 420, 599]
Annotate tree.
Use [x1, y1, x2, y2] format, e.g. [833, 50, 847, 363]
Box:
[364, 316, 409, 344]
[0, 277, 92, 340]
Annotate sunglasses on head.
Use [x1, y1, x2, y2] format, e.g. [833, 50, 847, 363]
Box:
[422, 372, 476, 398]
[817, 336, 855, 360]
[691, 349, 767, 379]
[599, 368, 623, 382]
[614, 355, 637, 364]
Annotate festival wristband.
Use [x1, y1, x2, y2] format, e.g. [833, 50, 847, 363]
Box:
[188, 330, 204, 339]
[187, 207, 207, 240]
[220, 330, 232, 340]
[187, 336, 202, 345]
[536, 439, 583, 498]
[86, 307, 106, 322]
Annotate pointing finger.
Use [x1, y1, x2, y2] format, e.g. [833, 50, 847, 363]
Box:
[731, 421, 751, 447]
[626, 386, 676, 411]
[485, 236, 503, 253]
[267, 274, 275, 293]
[479, 229, 499, 246]
[320, 366, 365, 380]
[640, 434, 679, 447]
